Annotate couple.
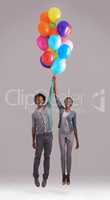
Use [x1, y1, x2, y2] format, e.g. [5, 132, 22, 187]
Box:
[32, 76, 79, 187]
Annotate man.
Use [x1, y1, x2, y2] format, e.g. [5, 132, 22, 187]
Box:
[32, 76, 55, 187]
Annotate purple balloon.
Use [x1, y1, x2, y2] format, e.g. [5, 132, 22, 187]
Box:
[57, 20, 70, 37]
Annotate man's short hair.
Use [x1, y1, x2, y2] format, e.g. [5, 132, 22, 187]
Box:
[34, 93, 46, 104]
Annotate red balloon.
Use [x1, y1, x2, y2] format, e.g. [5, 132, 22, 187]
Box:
[41, 50, 55, 66]
[40, 57, 51, 68]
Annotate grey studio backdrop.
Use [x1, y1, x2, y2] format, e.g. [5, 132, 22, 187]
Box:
[0, 0, 110, 183]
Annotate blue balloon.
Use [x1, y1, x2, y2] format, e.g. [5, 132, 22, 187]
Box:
[51, 58, 66, 75]
[57, 20, 69, 37]
[48, 35, 61, 51]
[58, 44, 71, 59]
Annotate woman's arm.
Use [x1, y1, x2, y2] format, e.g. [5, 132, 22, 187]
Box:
[74, 127, 79, 149]
[47, 76, 54, 107]
[53, 76, 64, 110]
[53, 76, 57, 96]
[73, 112, 79, 149]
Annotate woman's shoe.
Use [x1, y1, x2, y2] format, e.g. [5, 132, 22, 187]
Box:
[62, 173, 66, 185]
[42, 178, 47, 187]
[66, 174, 70, 185]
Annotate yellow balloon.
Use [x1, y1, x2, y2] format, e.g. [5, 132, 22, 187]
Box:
[48, 48, 58, 59]
[48, 7, 61, 22]
[54, 51, 58, 59]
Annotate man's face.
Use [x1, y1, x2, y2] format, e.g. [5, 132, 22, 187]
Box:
[36, 96, 45, 107]
[64, 98, 73, 108]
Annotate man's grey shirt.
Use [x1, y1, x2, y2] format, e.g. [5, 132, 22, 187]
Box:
[32, 105, 52, 134]
[32, 80, 54, 134]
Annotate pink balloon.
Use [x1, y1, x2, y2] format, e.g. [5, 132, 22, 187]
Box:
[36, 35, 48, 51]
[62, 38, 74, 51]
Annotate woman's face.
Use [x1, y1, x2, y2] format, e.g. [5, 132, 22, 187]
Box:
[64, 98, 73, 108]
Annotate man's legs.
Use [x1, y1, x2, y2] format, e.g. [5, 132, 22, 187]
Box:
[43, 133, 53, 180]
[33, 134, 44, 179]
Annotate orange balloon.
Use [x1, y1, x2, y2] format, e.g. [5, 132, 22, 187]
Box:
[40, 11, 50, 23]
[38, 21, 50, 36]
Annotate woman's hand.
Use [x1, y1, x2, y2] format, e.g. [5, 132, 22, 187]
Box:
[75, 141, 79, 149]
[52, 76, 56, 81]
[32, 141, 36, 149]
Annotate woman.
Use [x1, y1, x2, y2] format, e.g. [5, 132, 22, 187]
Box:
[53, 77, 79, 185]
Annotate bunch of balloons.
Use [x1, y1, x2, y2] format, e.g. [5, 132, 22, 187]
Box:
[36, 7, 74, 75]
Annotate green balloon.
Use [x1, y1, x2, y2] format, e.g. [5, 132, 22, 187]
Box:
[50, 22, 56, 29]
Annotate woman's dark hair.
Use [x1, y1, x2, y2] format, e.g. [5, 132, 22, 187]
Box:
[34, 93, 46, 104]
[64, 97, 73, 105]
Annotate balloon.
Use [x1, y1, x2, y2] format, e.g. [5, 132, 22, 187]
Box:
[62, 38, 74, 51]
[48, 35, 61, 51]
[40, 11, 50, 23]
[53, 51, 59, 59]
[57, 20, 72, 37]
[36, 36, 48, 51]
[49, 28, 58, 36]
[41, 50, 55, 66]
[37, 8, 73, 74]
[50, 22, 56, 29]
[40, 57, 51, 68]
[51, 58, 66, 75]
[48, 7, 61, 22]
[38, 21, 50, 36]
[58, 44, 71, 59]
[66, 24, 72, 35]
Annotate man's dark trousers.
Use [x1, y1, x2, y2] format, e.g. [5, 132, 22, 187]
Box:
[33, 132, 53, 180]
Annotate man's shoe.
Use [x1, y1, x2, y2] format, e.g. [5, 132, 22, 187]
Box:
[62, 173, 66, 185]
[34, 178, 40, 187]
[42, 178, 47, 187]
[66, 174, 70, 185]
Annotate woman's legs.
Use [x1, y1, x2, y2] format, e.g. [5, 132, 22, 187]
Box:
[59, 132, 66, 175]
[59, 132, 68, 184]
[59, 131, 74, 184]
[66, 132, 74, 174]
